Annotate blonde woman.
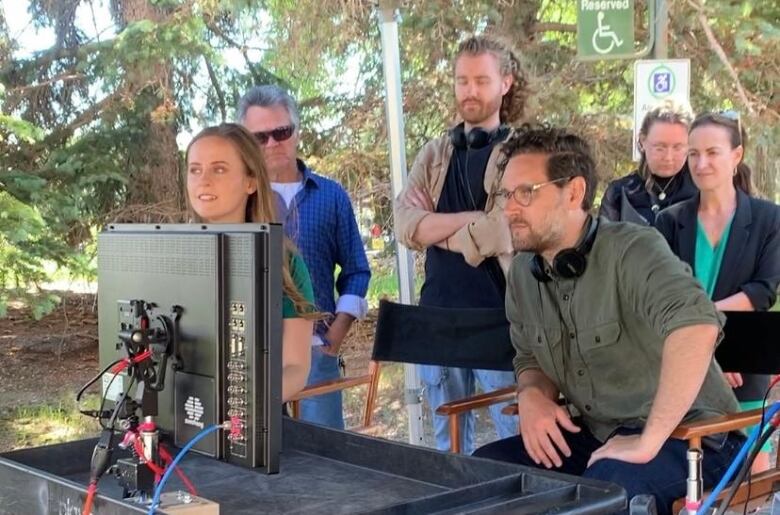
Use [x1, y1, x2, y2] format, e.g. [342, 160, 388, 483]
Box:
[600, 100, 697, 225]
[185, 123, 317, 401]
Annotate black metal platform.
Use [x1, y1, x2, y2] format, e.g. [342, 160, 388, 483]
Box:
[0, 418, 626, 514]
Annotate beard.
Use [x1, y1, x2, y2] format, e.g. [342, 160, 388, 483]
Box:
[508, 215, 564, 254]
[457, 94, 504, 125]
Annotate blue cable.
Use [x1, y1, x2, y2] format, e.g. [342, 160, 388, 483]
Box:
[696, 401, 780, 515]
[147, 423, 224, 515]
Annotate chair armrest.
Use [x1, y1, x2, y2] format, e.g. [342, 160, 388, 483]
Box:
[671, 408, 762, 441]
[435, 386, 516, 416]
[288, 374, 373, 401]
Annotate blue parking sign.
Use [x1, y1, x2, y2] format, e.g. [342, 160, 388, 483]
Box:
[647, 65, 676, 99]
[653, 72, 671, 93]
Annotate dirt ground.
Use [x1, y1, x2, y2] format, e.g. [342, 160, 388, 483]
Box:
[0, 293, 100, 451]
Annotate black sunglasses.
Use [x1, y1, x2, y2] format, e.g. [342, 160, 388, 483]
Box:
[253, 125, 295, 145]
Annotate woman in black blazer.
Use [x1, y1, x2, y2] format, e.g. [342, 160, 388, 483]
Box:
[600, 99, 698, 225]
[656, 112, 780, 471]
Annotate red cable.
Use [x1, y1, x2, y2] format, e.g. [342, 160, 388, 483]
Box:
[111, 349, 153, 374]
[159, 445, 198, 496]
[82, 480, 97, 515]
[133, 438, 165, 483]
[770, 375, 780, 390]
[129, 429, 198, 496]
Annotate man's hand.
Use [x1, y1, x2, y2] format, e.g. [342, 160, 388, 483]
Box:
[724, 372, 743, 388]
[320, 313, 355, 357]
[401, 187, 435, 212]
[587, 434, 660, 467]
[517, 387, 580, 468]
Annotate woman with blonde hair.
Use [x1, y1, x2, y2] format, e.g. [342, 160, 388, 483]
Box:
[600, 99, 697, 225]
[185, 123, 317, 401]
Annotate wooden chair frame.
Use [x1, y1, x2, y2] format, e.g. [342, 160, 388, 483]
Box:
[288, 360, 382, 432]
[435, 386, 517, 453]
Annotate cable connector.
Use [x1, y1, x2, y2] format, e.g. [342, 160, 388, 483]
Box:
[220, 420, 232, 431]
[89, 429, 115, 483]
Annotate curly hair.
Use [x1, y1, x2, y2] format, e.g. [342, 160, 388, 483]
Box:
[498, 124, 598, 210]
[455, 35, 531, 124]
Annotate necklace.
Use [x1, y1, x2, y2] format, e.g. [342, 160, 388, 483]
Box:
[652, 174, 678, 201]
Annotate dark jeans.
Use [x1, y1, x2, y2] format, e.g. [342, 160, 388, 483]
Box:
[473, 424, 745, 515]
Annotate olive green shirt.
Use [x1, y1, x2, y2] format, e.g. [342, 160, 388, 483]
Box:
[507, 219, 739, 442]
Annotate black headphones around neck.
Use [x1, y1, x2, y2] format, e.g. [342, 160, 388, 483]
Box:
[449, 123, 508, 150]
[530, 216, 600, 282]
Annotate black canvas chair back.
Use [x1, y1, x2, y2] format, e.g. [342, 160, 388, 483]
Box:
[716, 311, 780, 374]
[371, 300, 514, 371]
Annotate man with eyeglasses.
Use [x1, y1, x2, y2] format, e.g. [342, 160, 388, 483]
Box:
[237, 85, 370, 429]
[473, 125, 742, 515]
[393, 35, 530, 454]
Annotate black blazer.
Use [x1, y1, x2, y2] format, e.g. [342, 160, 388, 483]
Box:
[655, 189, 780, 310]
[599, 166, 698, 226]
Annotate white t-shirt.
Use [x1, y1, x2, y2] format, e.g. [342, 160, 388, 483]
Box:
[271, 181, 303, 208]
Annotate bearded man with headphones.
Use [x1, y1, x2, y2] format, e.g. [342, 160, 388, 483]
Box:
[472, 125, 744, 515]
[393, 34, 531, 454]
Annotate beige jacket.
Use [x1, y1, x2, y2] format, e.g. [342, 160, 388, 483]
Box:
[393, 134, 513, 273]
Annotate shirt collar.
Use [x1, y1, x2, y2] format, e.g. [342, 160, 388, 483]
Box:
[297, 159, 320, 189]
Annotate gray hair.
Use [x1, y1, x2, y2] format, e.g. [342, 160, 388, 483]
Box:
[236, 85, 301, 129]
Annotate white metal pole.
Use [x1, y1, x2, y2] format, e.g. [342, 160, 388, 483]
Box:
[376, 3, 424, 446]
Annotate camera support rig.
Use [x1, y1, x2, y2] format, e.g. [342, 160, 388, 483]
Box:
[82, 299, 183, 502]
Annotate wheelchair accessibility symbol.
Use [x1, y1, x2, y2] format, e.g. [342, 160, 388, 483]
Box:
[648, 65, 676, 98]
[592, 11, 624, 54]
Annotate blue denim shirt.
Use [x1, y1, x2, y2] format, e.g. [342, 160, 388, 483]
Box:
[275, 160, 371, 336]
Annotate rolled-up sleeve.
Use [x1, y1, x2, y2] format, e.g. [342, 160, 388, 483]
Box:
[620, 229, 723, 339]
[393, 145, 433, 251]
[451, 206, 513, 267]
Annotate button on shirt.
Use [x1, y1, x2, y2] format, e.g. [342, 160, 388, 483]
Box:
[507, 219, 739, 442]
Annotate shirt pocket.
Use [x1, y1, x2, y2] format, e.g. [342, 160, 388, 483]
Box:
[577, 321, 633, 392]
[578, 321, 621, 352]
[517, 323, 561, 373]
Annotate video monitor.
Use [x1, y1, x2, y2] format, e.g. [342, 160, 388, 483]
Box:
[97, 223, 282, 473]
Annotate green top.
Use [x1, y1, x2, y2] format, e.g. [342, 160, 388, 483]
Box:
[507, 220, 739, 442]
[282, 252, 315, 319]
[694, 217, 734, 298]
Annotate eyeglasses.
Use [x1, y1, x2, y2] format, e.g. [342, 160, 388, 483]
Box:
[648, 143, 687, 156]
[716, 110, 742, 146]
[252, 125, 295, 145]
[496, 177, 571, 207]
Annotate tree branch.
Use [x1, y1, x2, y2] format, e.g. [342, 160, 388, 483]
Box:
[203, 56, 227, 121]
[0, 40, 113, 84]
[46, 89, 124, 144]
[9, 72, 86, 95]
[687, 0, 754, 114]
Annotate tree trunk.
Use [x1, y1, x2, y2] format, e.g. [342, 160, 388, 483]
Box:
[118, 0, 183, 217]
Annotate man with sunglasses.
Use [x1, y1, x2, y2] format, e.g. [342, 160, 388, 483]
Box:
[238, 85, 370, 430]
[473, 125, 742, 515]
[393, 35, 530, 454]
